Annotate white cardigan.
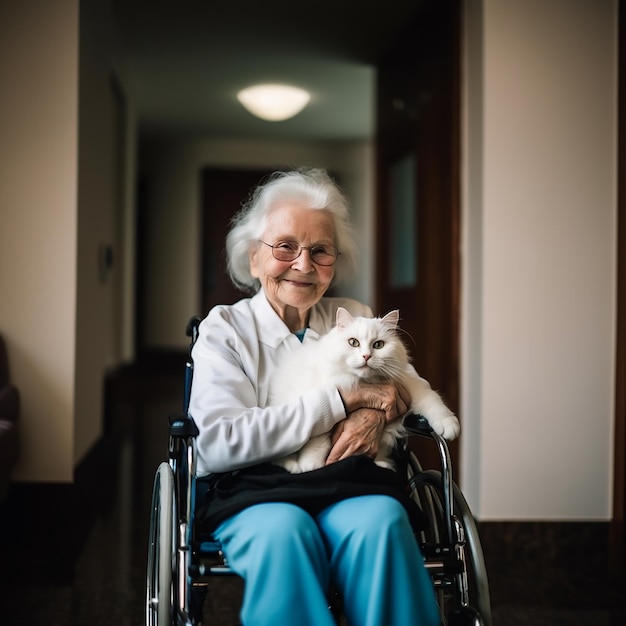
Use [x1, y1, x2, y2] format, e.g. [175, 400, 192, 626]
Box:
[189, 290, 373, 476]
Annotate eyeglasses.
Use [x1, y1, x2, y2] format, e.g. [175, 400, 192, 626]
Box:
[258, 240, 340, 266]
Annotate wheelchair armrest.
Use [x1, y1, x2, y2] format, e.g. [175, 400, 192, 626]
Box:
[403, 412, 456, 543]
[186, 315, 202, 344]
[167, 413, 199, 534]
[169, 413, 200, 438]
[403, 413, 433, 436]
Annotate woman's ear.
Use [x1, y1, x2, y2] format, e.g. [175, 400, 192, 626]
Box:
[249, 243, 260, 278]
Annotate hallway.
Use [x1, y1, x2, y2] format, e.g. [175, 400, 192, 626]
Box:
[0, 355, 624, 625]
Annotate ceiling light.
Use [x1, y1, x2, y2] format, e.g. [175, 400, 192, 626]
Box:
[236, 84, 311, 122]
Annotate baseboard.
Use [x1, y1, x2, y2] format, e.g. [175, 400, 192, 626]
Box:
[477, 520, 614, 608]
[0, 434, 117, 584]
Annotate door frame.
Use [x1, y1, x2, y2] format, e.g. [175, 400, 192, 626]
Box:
[612, 0, 626, 572]
[374, 1, 461, 472]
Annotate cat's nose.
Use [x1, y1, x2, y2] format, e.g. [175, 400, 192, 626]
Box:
[363, 354, 371, 362]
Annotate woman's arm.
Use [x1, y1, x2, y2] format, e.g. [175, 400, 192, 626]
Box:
[337, 382, 411, 423]
[325, 382, 411, 465]
[325, 407, 386, 464]
[189, 309, 347, 475]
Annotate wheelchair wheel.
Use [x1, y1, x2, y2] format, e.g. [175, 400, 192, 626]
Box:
[409, 466, 492, 626]
[146, 462, 176, 626]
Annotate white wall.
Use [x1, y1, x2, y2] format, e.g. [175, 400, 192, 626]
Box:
[0, 0, 128, 481]
[0, 0, 79, 481]
[462, 0, 617, 520]
[140, 138, 374, 349]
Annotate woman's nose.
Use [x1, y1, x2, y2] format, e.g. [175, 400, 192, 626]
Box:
[291, 248, 314, 271]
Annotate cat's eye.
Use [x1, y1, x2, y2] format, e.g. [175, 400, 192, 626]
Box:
[372, 340, 385, 349]
[348, 338, 360, 347]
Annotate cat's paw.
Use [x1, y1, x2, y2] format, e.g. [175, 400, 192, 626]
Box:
[374, 458, 396, 471]
[429, 414, 461, 440]
[298, 458, 325, 473]
[274, 458, 303, 474]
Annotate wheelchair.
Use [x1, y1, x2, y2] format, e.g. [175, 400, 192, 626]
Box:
[146, 317, 492, 626]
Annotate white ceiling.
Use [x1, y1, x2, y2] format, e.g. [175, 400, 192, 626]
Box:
[111, 0, 422, 141]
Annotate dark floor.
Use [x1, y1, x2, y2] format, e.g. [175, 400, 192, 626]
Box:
[0, 357, 624, 626]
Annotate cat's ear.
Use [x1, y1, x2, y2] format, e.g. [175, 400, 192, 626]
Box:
[381, 309, 400, 328]
[336, 307, 354, 328]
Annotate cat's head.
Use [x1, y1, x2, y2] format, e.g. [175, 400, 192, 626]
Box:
[327, 307, 409, 381]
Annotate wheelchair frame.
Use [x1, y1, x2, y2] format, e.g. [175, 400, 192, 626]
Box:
[146, 317, 492, 626]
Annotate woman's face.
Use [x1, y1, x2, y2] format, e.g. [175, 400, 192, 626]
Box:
[250, 203, 337, 327]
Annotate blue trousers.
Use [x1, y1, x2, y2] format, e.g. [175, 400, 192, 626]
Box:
[212, 495, 440, 626]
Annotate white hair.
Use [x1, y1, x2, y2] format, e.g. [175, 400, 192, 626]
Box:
[226, 167, 358, 293]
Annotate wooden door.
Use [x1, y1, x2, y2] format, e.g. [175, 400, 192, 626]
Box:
[200, 168, 273, 314]
[375, 1, 461, 471]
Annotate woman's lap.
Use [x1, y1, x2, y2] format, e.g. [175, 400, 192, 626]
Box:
[213, 502, 334, 626]
[213, 495, 439, 626]
[317, 495, 440, 625]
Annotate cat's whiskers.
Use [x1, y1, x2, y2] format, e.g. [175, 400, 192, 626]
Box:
[376, 360, 406, 381]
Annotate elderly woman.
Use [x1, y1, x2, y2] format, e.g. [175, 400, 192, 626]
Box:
[189, 168, 439, 626]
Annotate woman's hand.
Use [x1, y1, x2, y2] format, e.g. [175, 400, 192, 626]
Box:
[326, 407, 386, 465]
[338, 382, 411, 424]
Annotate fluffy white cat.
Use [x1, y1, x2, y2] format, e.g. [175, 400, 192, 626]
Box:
[268, 307, 460, 473]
